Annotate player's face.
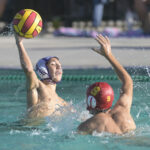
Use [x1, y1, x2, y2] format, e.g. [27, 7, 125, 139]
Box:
[47, 58, 63, 82]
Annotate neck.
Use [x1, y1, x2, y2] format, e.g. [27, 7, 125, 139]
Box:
[42, 79, 57, 90]
[91, 108, 111, 115]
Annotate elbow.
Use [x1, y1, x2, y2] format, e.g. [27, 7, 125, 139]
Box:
[23, 66, 34, 74]
[124, 74, 133, 87]
[129, 76, 133, 86]
[125, 77, 133, 91]
[126, 77, 133, 88]
[122, 76, 133, 91]
[21, 63, 33, 73]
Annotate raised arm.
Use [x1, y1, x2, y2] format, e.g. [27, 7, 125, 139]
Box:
[92, 34, 133, 112]
[15, 34, 39, 107]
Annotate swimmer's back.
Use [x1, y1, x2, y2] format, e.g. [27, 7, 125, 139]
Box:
[78, 106, 136, 134]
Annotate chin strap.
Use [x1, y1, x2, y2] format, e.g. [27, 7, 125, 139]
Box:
[90, 108, 110, 115]
[41, 78, 57, 84]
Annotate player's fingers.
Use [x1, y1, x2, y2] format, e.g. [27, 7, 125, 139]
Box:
[105, 36, 110, 44]
[95, 36, 105, 45]
[97, 34, 107, 43]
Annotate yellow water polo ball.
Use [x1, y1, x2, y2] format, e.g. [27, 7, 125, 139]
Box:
[13, 9, 43, 38]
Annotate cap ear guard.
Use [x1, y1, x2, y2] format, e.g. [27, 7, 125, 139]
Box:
[35, 57, 51, 80]
[35, 56, 59, 81]
[87, 95, 97, 110]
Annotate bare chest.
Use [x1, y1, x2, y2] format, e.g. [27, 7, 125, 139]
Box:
[36, 85, 61, 103]
[27, 86, 65, 118]
[27, 98, 65, 118]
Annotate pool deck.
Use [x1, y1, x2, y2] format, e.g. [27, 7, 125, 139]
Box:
[0, 34, 150, 69]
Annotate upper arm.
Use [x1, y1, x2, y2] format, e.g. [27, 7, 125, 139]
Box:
[25, 70, 40, 108]
[25, 70, 39, 90]
[115, 78, 133, 112]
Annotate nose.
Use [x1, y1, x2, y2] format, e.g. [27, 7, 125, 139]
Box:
[57, 64, 61, 69]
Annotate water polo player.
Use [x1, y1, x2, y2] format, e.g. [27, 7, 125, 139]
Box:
[78, 34, 136, 134]
[14, 34, 68, 119]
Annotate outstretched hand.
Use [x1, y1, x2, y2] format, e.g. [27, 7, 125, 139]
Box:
[92, 34, 112, 58]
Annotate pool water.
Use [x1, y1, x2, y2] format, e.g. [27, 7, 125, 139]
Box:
[0, 68, 150, 150]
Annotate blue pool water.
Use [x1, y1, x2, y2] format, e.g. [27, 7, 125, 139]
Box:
[0, 68, 150, 150]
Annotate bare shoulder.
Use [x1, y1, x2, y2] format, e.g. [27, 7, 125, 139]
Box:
[109, 102, 134, 125]
[38, 80, 47, 87]
[109, 104, 136, 133]
[78, 116, 97, 134]
[78, 113, 106, 134]
[37, 80, 53, 91]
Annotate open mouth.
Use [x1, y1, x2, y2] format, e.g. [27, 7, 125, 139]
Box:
[55, 71, 62, 75]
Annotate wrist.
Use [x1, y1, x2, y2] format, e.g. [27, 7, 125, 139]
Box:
[16, 40, 22, 45]
[105, 53, 113, 59]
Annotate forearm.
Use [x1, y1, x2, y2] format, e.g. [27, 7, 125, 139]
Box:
[16, 41, 33, 72]
[106, 54, 132, 84]
[94, 34, 133, 100]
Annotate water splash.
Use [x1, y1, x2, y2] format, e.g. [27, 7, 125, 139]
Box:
[145, 66, 150, 77]
[136, 109, 141, 119]
[0, 23, 14, 36]
[14, 84, 25, 99]
[77, 110, 92, 122]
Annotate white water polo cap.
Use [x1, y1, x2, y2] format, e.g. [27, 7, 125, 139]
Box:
[35, 56, 59, 81]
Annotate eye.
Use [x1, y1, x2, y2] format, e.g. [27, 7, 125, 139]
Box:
[50, 61, 56, 66]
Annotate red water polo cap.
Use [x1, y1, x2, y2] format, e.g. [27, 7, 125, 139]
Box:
[86, 82, 114, 111]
